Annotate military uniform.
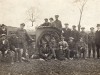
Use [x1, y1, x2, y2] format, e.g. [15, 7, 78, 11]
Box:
[88, 31, 95, 58]
[95, 24, 100, 59]
[76, 40, 87, 58]
[54, 20, 62, 30]
[62, 28, 71, 42]
[70, 29, 80, 43]
[16, 28, 32, 58]
[80, 31, 88, 44]
[58, 40, 69, 60]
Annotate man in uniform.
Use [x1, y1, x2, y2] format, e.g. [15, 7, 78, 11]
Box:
[62, 23, 71, 42]
[54, 15, 62, 30]
[49, 18, 56, 27]
[80, 27, 88, 44]
[88, 27, 95, 58]
[70, 25, 80, 43]
[95, 24, 100, 59]
[16, 23, 33, 60]
[58, 36, 69, 60]
[41, 18, 50, 26]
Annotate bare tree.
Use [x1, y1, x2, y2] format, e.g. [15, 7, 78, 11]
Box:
[26, 7, 39, 26]
[74, 0, 88, 31]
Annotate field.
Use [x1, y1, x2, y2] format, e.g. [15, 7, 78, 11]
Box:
[0, 58, 100, 75]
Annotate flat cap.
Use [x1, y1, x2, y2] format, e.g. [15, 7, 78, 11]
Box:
[20, 23, 25, 26]
[64, 23, 69, 25]
[55, 15, 59, 17]
[81, 27, 85, 29]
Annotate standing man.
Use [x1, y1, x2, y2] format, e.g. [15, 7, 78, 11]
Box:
[70, 25, 80, 43]
[95, 24, 100, 59]
[54, 15, 62, 30]
[16, 23, 33, 60]
[88, 27, 95, 58]
[80, 27, 88, 44]
[62, 23, 71, 42]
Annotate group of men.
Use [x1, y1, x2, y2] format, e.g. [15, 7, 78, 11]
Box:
[0, 23, 33, 64]
[39, 15, 100, 60]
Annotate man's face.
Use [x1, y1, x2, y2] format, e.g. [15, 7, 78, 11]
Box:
[55, 16, 59, 20]
[81, 29, 85, 32]
[65, 25, 68, 28]
[45, 19, 48, 23]
[20, 25, 25, 29]
[73, 27, 76, 30]
[90, 29, 94, 32]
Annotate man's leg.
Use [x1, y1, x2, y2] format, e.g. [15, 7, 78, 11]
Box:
[18, 49, 22, 62]
[88, 44, 91, 58]
[92, 43, 95, 58]
[22, 43, 28, 59]
[96, 45, 100, 59]
[83, 48, 86, 59]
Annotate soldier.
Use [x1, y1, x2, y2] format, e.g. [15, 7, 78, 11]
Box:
[49, 18, 56, 27]
[58, 36, 69, 60]
[88, 27, 95, 58]
[80, 27, 88, 44]
[8, 33, 22, 62]
[70, 25, 80, 43]
[95, 24, 100, 59]
[62, 23, 71, 42]
[16, 23, 33, 61]
[41, 18, 50, 26]
[39, 42, 53, 61]
[54, 15, 62, 30]
[76, 38, 87, 59]
[49, 37, 57, 59]
[0, 24, 7, 36]
[68, 37, 77, 59]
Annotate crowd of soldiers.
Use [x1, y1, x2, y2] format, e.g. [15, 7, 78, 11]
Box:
[38, 15, 100, 61]
[0, 15, 100, 64]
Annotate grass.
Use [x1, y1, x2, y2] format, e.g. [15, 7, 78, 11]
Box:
[0, 58, 100, 75]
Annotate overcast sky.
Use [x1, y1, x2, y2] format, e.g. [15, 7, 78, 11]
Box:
[0, 0, 100, 30]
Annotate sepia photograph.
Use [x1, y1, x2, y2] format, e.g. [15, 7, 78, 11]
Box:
[0, 0, 100, 75]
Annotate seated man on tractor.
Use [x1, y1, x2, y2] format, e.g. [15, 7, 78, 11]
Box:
[76, 37, 87, 59]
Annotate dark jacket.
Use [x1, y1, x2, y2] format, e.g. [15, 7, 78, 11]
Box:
[88, 32, 95, 44]
[80, 31, 88, 44]
[54, 20, 62, 30]
[70, 30, 80, 43]
[62, 28, 71, 42]
[0, 38, 9, 51]
[95, 30, 100, 45]
[68, 41, 76, 51]
[16, 28, 32, 44]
